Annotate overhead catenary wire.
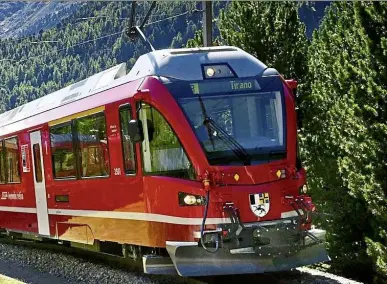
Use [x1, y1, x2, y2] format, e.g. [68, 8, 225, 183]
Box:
[72, 9, 202, 24]
[0, 0, 202, 45]
[74, 16, 132, 22]
[27, 40, 62, 44]
[0, 29, 125, 63]
[143, 9, 203, 27]
[0, 7, 203, 64]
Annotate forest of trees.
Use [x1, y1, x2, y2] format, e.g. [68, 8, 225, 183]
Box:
[0, 1, 386, 284]
[216, 2, 386, 283]
[0, 1, 216, 112]
[204, 2, 385, 283]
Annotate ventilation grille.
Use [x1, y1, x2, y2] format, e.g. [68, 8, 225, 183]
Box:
[69, 79, 87, 90]
[60, 92, 81, 105]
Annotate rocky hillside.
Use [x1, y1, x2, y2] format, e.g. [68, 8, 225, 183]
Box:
[0, 1, 80, 38]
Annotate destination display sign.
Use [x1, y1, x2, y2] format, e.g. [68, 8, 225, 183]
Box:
[190, 78, 261, 95]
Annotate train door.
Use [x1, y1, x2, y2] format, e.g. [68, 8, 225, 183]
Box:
[30, 131, 50, 236]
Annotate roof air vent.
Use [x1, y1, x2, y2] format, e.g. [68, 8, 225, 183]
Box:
[92, 63, 127, 91]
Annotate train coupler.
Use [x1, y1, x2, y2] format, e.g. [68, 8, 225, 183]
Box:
[222, 202, 244, 243]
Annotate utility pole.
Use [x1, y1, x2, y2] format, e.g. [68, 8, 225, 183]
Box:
[202, 1, 212, 47]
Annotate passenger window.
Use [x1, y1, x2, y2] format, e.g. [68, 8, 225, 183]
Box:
[50, 123, 77, 179]
[33, 144, 43, 183]
[119, 106, 136, 174]
[76, 112, 110, 177]
[0, 140, 5, 184]
[139, 103, 194, 179]
[4, 137, 20, 183]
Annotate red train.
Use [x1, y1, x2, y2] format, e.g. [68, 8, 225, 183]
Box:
[0, 46, 329, 276]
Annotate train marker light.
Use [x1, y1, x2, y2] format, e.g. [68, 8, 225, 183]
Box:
[234, 174, 239, 181]
[276, 169, 286, 179]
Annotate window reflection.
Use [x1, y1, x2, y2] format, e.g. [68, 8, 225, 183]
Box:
[50, 123, 76, 178]
[140, 103, 194, 179]
[5, 137, 20, 183]
[77, 113, 110, 177]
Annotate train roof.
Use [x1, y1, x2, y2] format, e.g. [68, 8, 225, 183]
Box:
[0, 63, 128, 132]
[0, 46, 269, 134]
[126, 45, 268, 81]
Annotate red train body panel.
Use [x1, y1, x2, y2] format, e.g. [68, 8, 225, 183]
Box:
[0, 46, 329, 276]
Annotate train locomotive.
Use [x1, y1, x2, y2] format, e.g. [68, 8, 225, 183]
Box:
[0, 46, 329, 276]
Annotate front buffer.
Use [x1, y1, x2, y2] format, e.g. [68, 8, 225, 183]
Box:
[165, 217, 329, 277]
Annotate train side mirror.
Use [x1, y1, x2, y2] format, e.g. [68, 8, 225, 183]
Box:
[285, 79, 298, 90]
[285, 79, 298, 98]
[285, 79, 298, 97]
[128, 119, 144, 143]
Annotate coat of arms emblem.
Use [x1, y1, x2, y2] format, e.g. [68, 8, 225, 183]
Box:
[249, 192, 270, 217]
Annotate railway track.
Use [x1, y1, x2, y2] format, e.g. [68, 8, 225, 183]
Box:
[0, 233, 362, 284]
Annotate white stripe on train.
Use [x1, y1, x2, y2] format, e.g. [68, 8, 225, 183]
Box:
[0, 207, 300, 225]
[0, 206, 37, 214]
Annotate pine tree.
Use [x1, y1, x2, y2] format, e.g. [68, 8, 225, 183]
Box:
[302, 2, 387, 282]
[217, 1, 308, 80]
[0, 1, 203, 113]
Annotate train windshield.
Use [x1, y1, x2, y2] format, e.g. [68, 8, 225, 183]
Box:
[165, 76, 286, 165]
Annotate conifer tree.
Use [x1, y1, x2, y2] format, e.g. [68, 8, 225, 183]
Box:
[217, 1, 308, 80]
[0, 1, 202, 112]
[302, 2, 386, 282]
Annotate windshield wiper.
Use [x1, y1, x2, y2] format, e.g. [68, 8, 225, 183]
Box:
[204, 117, 252, 166]
[194, 88, 251, 165]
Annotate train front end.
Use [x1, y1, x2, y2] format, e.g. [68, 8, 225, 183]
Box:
[129, 46, 329, 276]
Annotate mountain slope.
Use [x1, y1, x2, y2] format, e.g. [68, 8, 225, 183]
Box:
[0, 1, 203, 113]
[0, 1, 326, 115]
[0, 1, 80, 38]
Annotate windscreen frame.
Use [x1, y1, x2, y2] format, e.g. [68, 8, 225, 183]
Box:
[164, 74, 288, 166]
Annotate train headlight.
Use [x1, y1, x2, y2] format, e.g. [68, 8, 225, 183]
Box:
[184, 195, 197, 205]
[202, 64, 236, 79]
[206, 67, 216, 77]
[178, 192, 206, 206]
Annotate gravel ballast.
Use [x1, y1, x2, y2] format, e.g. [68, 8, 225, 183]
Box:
[0, 242, 364, 284]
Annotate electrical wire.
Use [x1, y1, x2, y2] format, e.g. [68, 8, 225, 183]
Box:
[26, 40, 62, 44]
[143, 9, 203, 27]
[200, 190, 220, 253]
[74, 16, 131, 22]
[0, 29, 125, 63]
[0, 7, 202, 64]
[71, 10, 198, 24]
